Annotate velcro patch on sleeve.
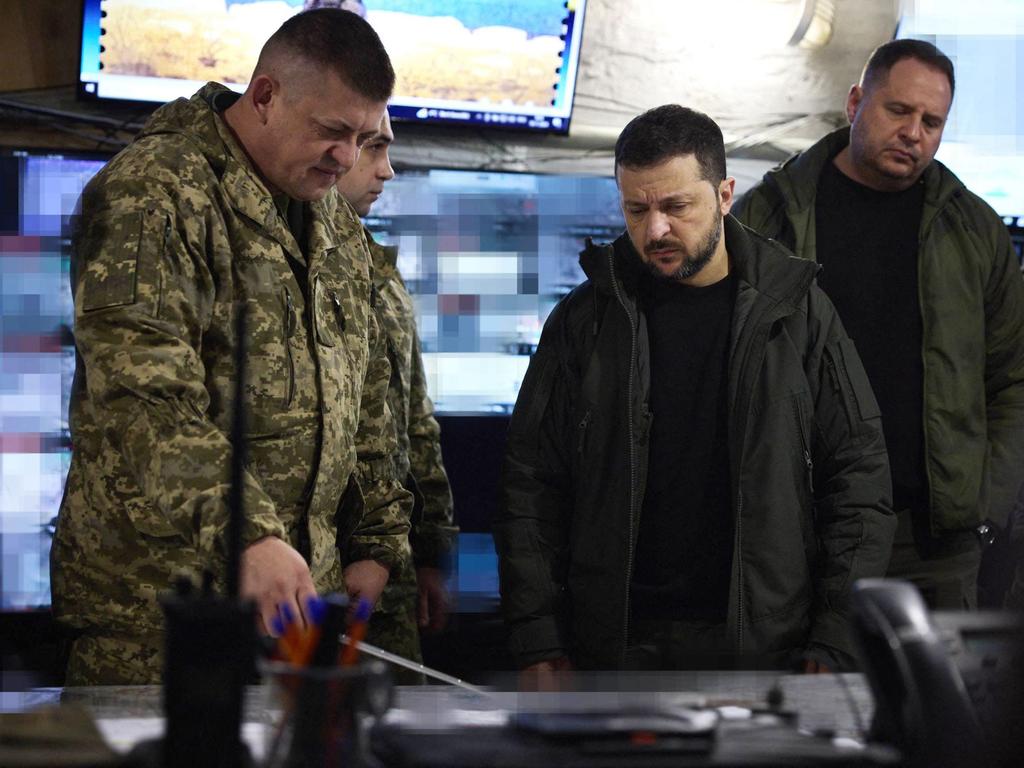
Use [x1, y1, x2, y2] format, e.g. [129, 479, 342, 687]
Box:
[81, 211, 147, 312]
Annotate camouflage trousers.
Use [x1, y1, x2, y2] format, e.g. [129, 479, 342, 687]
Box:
[65, 632, 164, 686]
[365, 557, 425, 685]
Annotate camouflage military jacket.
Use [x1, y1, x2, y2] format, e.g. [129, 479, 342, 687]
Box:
[367, 231, 457, 567]
[52, 83, 410, 642]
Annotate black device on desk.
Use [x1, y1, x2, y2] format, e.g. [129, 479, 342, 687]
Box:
[850, 579, 1024, 768]
[130, 304, 257, 768]
[370, 684, 900, 767]
[512, 705, 717, 759]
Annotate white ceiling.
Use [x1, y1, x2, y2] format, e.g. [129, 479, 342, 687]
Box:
[572, 0, 899, 148]
[390, 0, 900, 181]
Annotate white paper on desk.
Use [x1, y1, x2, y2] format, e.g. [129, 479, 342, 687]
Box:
[95, 717, 164, 752]
[95, 718, 269, 760]
[381, 708, 510, 729]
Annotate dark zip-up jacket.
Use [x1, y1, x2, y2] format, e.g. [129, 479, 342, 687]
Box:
[494, 216, 895, 669]
[734, 127, 1024, 536]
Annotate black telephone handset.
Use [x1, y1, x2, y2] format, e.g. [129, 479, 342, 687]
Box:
[850, 579, 988, 768]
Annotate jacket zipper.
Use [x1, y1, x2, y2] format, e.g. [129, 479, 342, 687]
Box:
[914, 236, 934, 526]
[607, 247, 638, 660]
[577, 410, 591, 455]
[825, 354, 841, 393]
[729, 318, 772, 655]
[735, 488, 744, 649]
[330, 290, 346, 333]
[795, 399, 814, 496]
[283, 286, 296, 408]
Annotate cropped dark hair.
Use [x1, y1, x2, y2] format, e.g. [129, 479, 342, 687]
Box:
[614, 105, 726, 186]
[260, 8, 394, 102]
[861, 39, 955, 100]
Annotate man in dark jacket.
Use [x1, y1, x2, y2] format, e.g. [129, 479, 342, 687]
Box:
[734, 40, 1024, 610]
[494, 105, 895, 681]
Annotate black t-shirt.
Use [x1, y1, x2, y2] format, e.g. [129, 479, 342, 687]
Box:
[277, 195, 310, 301]
[815, 160, 927, 511]
[630, 272, 736, 622]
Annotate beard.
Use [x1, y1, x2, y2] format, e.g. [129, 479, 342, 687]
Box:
[644, 214, 722, 282]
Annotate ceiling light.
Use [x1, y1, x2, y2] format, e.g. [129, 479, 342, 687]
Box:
[788, 0, 836, 48]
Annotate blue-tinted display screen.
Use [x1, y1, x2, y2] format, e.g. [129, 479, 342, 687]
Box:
[0, 152, 106, 610]
[897, 3, 1024, 217]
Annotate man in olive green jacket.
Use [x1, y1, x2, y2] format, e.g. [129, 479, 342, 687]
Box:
[339, 113, 458, 680]
[51, 10, 411, 684]
[735, 40, 1024, 609]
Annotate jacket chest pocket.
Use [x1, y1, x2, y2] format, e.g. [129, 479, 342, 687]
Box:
[313, 274, 347, 347]
[823, 338, 882, 436]
[312, 273, 369, 349]
[312, 272, 371, 413]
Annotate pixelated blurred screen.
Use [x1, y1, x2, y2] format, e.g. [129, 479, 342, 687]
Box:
[0, 151, 106, 610]
[79, 0, 587, 133]
[898, 1, 1024, 218]
[366, 168, 623, 414]
[0, 149, 622, 608]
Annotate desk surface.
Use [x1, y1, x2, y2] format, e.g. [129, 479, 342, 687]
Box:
[2, 671, 875, 734]
[1, 673, 888, 766]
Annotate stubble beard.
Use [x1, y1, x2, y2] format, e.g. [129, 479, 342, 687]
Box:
[646, 214, 722, 282]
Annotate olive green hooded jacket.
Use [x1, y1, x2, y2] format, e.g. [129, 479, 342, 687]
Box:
[734, 127, 1024, 536]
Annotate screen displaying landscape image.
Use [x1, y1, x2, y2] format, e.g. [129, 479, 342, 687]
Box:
[86, 0, 585, 129]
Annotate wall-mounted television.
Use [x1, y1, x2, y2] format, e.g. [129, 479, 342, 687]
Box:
[78, 0, 588, 135]
[366, 167, 622, 414]
[0, 149, 108, 612]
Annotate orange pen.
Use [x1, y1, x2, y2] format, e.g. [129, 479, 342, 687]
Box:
[339, 597, 373, 667]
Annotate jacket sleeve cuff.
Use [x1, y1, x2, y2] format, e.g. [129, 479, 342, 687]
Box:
[345, 535, 411, 573]
[801, 641, 857, 672]
[507, 615, 569, 669]
[410, 524, 458, 568]
[211, 482, 287, 559]
[807, 608, 857, 665]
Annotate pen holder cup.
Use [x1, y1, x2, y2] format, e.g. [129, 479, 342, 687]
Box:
[261, 659, 393, 768]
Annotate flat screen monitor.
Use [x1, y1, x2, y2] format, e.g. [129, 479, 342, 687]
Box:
[0, 149, 621, 610]
[78, 0, 588, 135]
[896, 1, 1024, 218]
[366, 168, 622, 414]
[0, 149, 108, 611]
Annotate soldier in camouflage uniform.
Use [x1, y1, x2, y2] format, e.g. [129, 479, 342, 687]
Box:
[338, 113, 459, 683]
[50, 10, 411, 685]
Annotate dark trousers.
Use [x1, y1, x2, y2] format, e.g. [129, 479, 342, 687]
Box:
[886, 510, 981, 610]
[623, 618, 731, 671]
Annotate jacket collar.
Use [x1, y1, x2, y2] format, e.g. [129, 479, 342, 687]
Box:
[134, 82, 340, 267]
[578, 230, 642, 296]
[726, 215, 818, 310]
[363, 227, 400, 289]
[766, 126, 967, 235]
